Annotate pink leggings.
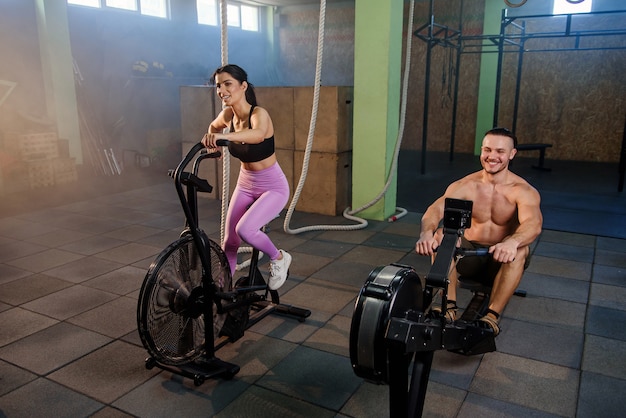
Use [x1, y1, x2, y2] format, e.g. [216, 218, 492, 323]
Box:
[223, 162, 289, 274]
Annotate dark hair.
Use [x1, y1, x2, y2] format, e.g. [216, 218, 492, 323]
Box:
[485, 127, 517, 148]
[211, 64, 258, 107]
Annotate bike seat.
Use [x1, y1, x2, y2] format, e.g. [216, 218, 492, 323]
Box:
[457, 275, 493, 293]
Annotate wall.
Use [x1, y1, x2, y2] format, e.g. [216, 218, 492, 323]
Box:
[0, 0, 49, 137]
[1, 0, 624, 167]
[0, 0, 272, 168]
[497, 10, 626, 162]
[276, 0, 625, 163]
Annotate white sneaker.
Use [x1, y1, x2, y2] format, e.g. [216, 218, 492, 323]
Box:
[268, 250, 291, 290]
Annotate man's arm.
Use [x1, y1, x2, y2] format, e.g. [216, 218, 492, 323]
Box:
[416, 181, 465, 256]
[507, 185, 543, 247]
[490, 185, 543, 262]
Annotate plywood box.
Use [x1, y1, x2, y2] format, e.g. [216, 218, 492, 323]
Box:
[5, 132, 59, 161]
[294, 86, 353, 154]
[179, 86, 354, 216]
[256, 87, 296, 150]
[26, 159, 55, 189]
[53, 157, 78, 185]
[293, 150, 352, 216]
[180, 86, 219, 143]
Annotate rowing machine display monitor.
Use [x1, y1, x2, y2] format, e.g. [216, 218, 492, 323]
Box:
[443, 198, 472, 231]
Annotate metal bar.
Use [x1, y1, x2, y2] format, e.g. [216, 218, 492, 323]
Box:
[507, 9, 626, 22]
[512, 22, 525, 133]
[493, 9, 507, 128]
[461, 45, 626, 54]
[420, 6, 435, 175]
[449, 0, 464, 162]
[450, 47, 461, 162]
[617, 114, 626, 192]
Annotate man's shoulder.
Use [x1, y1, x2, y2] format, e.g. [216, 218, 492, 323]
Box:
[445, 172, 481, 195]
[510, 172, 538, 191]
[457, 171, 483, 184]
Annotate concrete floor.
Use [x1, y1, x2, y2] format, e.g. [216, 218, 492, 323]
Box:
[0, 158, 625, 417]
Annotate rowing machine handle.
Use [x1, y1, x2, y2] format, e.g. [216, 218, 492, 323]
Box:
[456, 247, 490, 257]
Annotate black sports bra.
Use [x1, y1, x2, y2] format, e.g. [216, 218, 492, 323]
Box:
[228, 106, 275, 163]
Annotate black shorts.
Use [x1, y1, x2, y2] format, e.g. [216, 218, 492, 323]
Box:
[455, 237, 530, 286]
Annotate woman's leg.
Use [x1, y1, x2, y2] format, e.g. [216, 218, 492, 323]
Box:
[223, 186, 255, 275]
[235, 188, 289, 260]
[226, 163, 290, 289]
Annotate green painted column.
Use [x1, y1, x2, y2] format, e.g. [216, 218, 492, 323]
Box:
[35, 0, 82, 163]
[352, 0, 402, 220]
[474, 1, 503, 154]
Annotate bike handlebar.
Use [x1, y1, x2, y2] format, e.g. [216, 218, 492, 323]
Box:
[215, 139, 229, 147]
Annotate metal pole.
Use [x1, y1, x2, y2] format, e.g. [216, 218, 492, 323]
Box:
[449, 0, 464, 161]
[420, 1, 435, 175]
[493, 9, 506, 127]
[512, 21, 525, 133]
[617, 114, 626, 192]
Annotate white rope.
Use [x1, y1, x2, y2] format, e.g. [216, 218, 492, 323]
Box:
[235, 248, 264, 271]
[283, 0, 416, 234]
[283, 0, 356, 234]
[219, 0, 228, 65]
[217, 0, 247, 268]
[217, 0, 265, 271]
[218, 0, 230, 246]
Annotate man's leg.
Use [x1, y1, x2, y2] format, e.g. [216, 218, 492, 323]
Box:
[446, 263, 459, 304]
[488, 245, 529, 314]
[479, 245, 529, 335]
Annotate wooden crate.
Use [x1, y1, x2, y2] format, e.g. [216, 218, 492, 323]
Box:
[6, 132, 59, 161]
[53, 157, 78, 184]
[26, 159, 55, 189]
[0, 154, 27, 194]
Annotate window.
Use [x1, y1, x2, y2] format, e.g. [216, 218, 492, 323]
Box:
[241, 5, 259, 31]
[197, 0, 260, 32]
[197, 0, 218, 25]
[68, 0, 168, 18]
[141, 0, 168, 18]
[106, 0, 137, 12]
[68, 0, 100, 7]
[227, 4, 240, 27]
[553, 0, 592, 15]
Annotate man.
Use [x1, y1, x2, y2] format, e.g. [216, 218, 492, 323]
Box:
[415, 127, 543, 335]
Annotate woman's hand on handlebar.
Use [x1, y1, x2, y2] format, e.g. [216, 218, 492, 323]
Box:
[202, 132, 229, 149]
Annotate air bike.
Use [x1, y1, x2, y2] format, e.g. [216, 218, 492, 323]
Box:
[136, 141, 310, 386]
[350, 198, 519, 417]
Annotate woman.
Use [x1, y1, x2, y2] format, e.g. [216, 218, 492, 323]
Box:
[202, 64, 291, 290]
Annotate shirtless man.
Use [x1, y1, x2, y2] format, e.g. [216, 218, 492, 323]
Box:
[415, 127, 543, 335]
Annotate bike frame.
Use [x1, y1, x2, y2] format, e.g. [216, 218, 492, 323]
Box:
[172, 142, 224, 359]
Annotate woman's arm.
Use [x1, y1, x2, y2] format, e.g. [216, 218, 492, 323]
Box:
[214, 107, 273, 145]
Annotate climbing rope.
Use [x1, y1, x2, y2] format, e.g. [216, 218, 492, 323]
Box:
[283, 0, 416, 234]
[219, 0, 230, 247]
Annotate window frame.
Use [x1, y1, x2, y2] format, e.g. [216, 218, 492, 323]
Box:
[67, 0, 170, 19]
[196, 0, 261, 32]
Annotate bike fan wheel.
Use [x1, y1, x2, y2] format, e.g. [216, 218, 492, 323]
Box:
[137, 234, 231, 366]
